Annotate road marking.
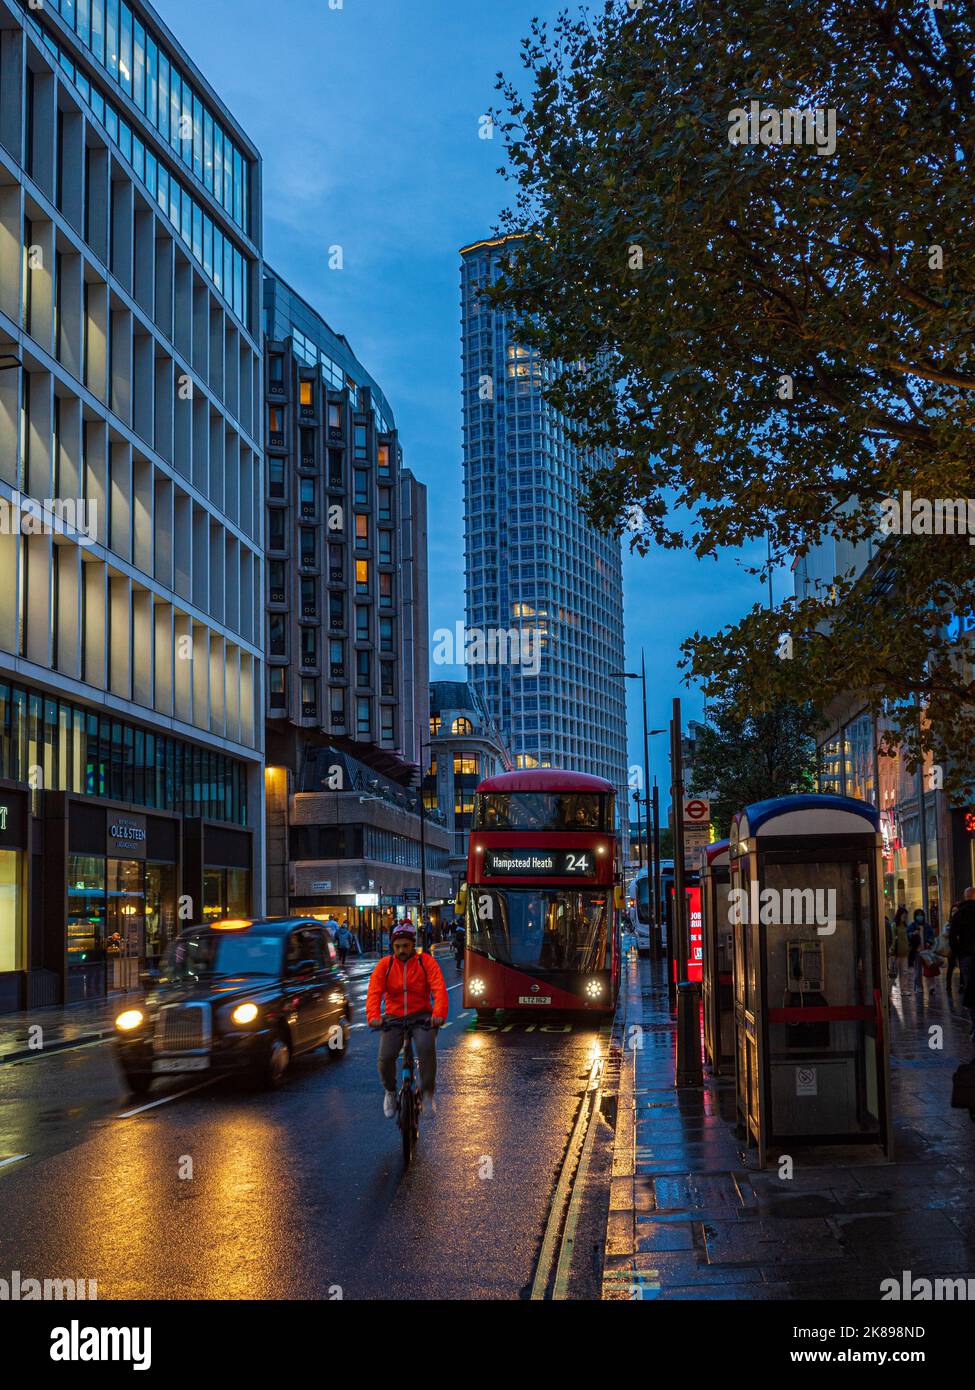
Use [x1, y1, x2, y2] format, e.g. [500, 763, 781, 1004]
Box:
[0, 1035, 113, 1065]
[531, 1053, 604, 1301]
[446, 983, 462, 992]
[115, 1077, 219, 1118]
[0, 1154, 28, 1170]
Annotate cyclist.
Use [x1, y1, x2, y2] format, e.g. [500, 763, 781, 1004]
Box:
[366, 921, 448, 1117]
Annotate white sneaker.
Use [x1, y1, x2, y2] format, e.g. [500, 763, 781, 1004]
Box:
[383, 1090, 396, 1118]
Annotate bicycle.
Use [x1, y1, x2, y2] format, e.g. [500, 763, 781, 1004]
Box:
[382, 1017, 430, 1166]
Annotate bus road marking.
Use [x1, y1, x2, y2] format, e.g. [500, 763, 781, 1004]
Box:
[0, 1154, 29, 1170]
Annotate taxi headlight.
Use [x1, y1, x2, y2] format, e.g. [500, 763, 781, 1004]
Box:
[115, 1008, 145, 1032]
[231, 1002, 260, 1025]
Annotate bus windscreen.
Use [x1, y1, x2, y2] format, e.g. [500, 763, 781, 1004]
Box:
[469, 886, 609, 972]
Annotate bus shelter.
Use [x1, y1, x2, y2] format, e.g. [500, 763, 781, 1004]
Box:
[700, 839, 734, 1075]
[730, 794, 892, 1168]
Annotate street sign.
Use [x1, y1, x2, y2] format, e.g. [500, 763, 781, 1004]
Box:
[683, 797, 710, 825]
[311, 880, 332, 892]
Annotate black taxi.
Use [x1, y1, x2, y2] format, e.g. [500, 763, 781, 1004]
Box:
[113, 917, 353, 1094]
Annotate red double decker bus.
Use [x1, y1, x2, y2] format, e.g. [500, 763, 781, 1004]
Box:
[460, 770, 622, 1019]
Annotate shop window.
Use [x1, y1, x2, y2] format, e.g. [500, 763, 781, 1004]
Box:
[454, 754, 479, 777]
[67, 854, 107, 979]
[0, 851, 25, 973]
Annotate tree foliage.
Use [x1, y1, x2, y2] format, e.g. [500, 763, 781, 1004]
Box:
[688, 696, 823, 836]
[490, 0, 975, 791]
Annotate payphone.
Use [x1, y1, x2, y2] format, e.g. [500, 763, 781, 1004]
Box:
[730, 793, 892, 1168]
[700, 840, 734, 1074]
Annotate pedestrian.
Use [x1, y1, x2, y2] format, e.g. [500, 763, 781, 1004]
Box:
[907, 911, 924, 990]
[913, 907, 933, 949]
[323, 912, 339, 943]
[948, 889, 975, 1042]
[944, 903, 961, 991]
[334, 921, 354, 966]
[891, 906, 910, 988]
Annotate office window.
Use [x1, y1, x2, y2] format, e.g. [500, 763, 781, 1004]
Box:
[354, 471, 368, 505]
[203, 110, 213, 192]
[454, 754, 479, 776]
[378, 487, 392, 521]
[267, 510, 285, 549]
[355, 559, 369, 594]
[328, 403, 342, 431]
[379, 617, 393, 653]
[452, 717, 474, 735]
[354, 424, 368, 459]
[430, 715, 441, 736]
[379, 530, 392, 563]
[119, 3, 132, 94]
[300, 529, 316, 567]
[105, 0, 119, 82]
[381, 707, 394, 742]
[330, 688, 345, 723]
[300, 380, 314, 408]
[355, 514, 369, 550]
[133, 19, 145, 109]
[269, 667, 286, 709]
[378, 442, 391, 474]
[329, 639, 344, 674]
[356, 650, 370, 688]
[357, 698, 371, 736]
[355, 607, 368, 641]
[379, 572, 392, 608]
[301, 577, 317, 617]
[301, 679, 317, 713]
[268, 406, 283, 435]
[381, 662, 395, 698]
[269, 355, 284, 388]
[301, 627, 317, 666]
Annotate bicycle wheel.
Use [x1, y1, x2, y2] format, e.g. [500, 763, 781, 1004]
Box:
[400, 1087, 416, 1166]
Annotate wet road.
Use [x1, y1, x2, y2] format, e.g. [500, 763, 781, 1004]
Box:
[0, 961, 613, 1299]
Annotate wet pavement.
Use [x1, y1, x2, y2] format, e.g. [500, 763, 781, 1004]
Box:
[604, 956, 975, 1300]
[0, 952, 609, 1299]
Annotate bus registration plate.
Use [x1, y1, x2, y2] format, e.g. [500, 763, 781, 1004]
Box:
[518, 996, 551, 1005]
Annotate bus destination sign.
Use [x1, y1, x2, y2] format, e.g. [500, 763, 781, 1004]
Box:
[483, 849, 594, 877]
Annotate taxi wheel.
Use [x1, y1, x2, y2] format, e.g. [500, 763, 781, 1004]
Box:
[262, 1032, 291, 1088]
[123, 1070, 152, 1096]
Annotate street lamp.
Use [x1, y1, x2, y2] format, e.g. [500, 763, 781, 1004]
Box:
[610, 657, 666, 945]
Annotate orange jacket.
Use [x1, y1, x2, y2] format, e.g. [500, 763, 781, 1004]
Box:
[366, 951, 449, 1023]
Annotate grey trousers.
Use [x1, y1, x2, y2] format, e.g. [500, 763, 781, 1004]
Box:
[378, 1016, 437, 1094]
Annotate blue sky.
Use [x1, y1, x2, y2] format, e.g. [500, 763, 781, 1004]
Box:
[158, 0, 787, 795]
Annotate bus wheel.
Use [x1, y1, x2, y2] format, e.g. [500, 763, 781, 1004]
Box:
[475, 1009, 495, 1024]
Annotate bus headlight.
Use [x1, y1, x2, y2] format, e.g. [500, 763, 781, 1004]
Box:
[585, 981, 605, 998]
[469, 978, 486, 996]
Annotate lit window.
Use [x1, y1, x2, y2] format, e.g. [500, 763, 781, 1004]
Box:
[451, 717, 474, 735]
[300, 380, 313, 407]
[355, 559, 369, 594]
[355, 514, 369, 549]
[454, 755, 479, 777]
[430, 715, 441, 736]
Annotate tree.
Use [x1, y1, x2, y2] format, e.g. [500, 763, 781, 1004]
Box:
[687, 696, 822, 837]
[490, 0, 975, 791]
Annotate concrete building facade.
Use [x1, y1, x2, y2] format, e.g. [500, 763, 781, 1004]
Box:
[0, 0, 265, 1011]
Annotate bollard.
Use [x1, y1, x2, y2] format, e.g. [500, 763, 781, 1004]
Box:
[675, 980, 703, 1087]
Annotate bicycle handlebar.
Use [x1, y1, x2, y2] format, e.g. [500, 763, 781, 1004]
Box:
[380, 1016, 433, 1032]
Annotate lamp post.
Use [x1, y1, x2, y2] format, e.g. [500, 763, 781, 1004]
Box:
[610, 663, 665, 940]
[632, 789, 644, 869]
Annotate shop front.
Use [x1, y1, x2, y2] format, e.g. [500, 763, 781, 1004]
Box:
[66, 803, 181, 1002]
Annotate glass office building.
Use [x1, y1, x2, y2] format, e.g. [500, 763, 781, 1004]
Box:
[459, 236, 628, 810]
[0, 0, 265, 1011]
